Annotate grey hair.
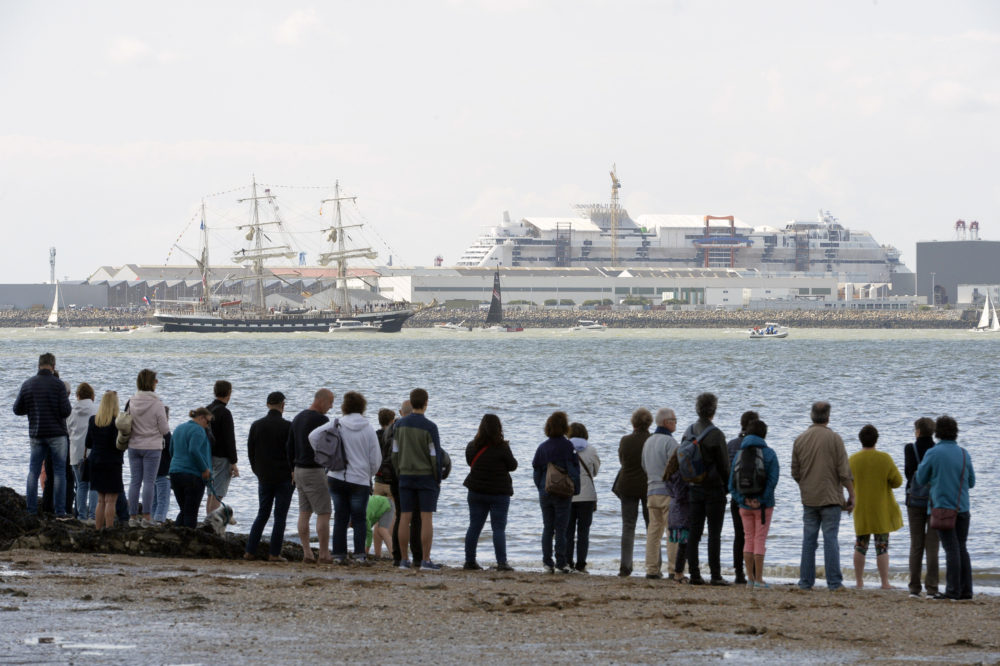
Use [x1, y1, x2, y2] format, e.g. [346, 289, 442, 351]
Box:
[654, 407, 676, 427]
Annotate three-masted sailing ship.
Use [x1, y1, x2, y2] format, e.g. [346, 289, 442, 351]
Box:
[154, 179, 413, 333]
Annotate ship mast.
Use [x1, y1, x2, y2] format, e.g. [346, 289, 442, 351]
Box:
[198, 200, 210, 302]
[319, 181, 376, 313]
[235, 176, 295, 309]
[609, 165, 622, 266]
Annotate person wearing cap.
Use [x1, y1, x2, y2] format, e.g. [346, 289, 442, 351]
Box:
[245, 391, 294, 561]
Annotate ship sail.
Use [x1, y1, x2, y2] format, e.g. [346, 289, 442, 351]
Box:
[485, 269, 503, 325]
[992, 298, 1000, 332]
[46, 282, 59, 325]
[976, 296, 993, 330]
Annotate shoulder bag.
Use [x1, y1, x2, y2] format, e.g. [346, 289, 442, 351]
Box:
[115, 404, 133, 451]
[928, 448, 966, 531]
[545, 462, 575, 498]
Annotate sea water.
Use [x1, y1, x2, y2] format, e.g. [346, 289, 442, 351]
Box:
[1, 327, 996, 586]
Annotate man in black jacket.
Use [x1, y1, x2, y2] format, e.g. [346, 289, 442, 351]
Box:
[245, 391, 293, 561]
[13, 352, 72, 518]
[207, 380, 238, 514]
[684, 392, 730, 585]
[286, 388, 334, 563]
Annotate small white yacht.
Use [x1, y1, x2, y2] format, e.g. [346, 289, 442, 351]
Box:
[569, 319, 608, 331]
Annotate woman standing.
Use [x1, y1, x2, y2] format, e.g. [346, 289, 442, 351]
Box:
[67, 382, 97, 522]
[168, 408, 214, 528]
[617, 407, 652, 577]
[463, 414, 518, 571]
[86, 391, 123, 531]
[849, 424, 903, 589]
[126, 369, 171, 527]
[728, 419, 780, 588]
[915, 415, 976, 600]
[903, 416, 939, 598]
[532, 411, 580, 574]
[324, 391, 382, 563]
[566, 422, 600, 573]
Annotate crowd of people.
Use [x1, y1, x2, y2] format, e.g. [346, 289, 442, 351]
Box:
[12, 353, 977, 601]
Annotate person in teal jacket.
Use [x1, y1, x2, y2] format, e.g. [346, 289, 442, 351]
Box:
[728, 419, 779, 589]
[915, 415, 975, 600]
[168, 408, 213, 528]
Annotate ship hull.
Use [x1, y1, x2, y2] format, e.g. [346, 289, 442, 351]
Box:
[156, 309, 413, 333]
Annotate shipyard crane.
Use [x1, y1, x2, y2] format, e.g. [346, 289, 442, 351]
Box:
[609, 165, 622, 266]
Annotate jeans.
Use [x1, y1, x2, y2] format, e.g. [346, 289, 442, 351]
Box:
[906, 505, 940, 594]
[328, 477, 370, 558]
[73, 462, 93, 520]
[644, 494, 670, 575]
[566, 501, 596, 570]
[799, 504, 844, 590]
[247, 480, 294, 557]
[619, 495, 649, 571]
[27, 436, 69, 516]
[938, 511, 972, 599]
[151, 475, 172, 523]
[687, 487, 727, 580]
[731, 499, 746, 578]
[170, 472, 205, 528]
[465, 491, 511, 565]
[539, 491, 572, 568]
[128, 449, 162, 516]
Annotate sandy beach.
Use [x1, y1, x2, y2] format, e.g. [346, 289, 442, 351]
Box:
[2, 549, 998, 664]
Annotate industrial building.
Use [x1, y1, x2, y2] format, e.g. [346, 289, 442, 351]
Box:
[916, 225, 1000, 305]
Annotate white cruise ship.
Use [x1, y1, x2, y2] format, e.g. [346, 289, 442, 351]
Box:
[456, 207, 910, 283]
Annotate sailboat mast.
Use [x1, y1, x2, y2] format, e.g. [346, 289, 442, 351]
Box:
[199, 200, 210, 302]
[336, 181, 349, 312]
[251, 178, 267, 309]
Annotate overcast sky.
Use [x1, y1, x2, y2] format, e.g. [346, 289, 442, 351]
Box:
[1, 0, 997, 283]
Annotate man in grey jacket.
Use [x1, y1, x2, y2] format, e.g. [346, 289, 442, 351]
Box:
[641, 407, 679, 579]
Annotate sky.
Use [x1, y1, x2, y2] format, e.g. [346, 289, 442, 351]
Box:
[0, 0, 998, 283]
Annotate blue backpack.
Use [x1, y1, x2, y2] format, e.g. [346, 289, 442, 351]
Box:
[677, 424, 717, 483]
[906, 443, 931, 508]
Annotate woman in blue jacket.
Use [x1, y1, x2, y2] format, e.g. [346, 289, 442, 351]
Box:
[168, 408, 213, 528]
[915, 415, 975, 600]
[531, 411, 580, 574]
[728, 419, 779, 589]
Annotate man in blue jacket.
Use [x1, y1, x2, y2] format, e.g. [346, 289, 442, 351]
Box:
[13, 353, 72, 518]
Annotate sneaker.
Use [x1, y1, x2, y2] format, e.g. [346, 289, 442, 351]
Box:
[495, 563, 515, 572]
[55, 515, 73, 522]
[735, 575, 748, 585]
[555, 565, 572, 574]
[908, 592, 922, 599]
[753, 581, 770, 589]
[463, 561, 483, 571]
[710, 578, 732, 586]
[140, 518, 155, 528]
[544, 565, 555, 574]
[575, 566, 589, 574]
[128, 517, 140, 528]
[420, 560, 442, 571]
[645, 573, 663, 580]
[668, 573, 688, 584]
[618, 566, 632, 577]
[398, 560, 411, 570]
[688, 576, 706, 586]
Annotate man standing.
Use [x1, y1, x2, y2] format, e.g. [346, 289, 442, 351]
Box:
[207, 380, 238, 514]
[792, 401, 855, 591]
[391, 388, 445, 571]
[641, 407, 679, 579]
[386, 400, 423, 567]
[286, 388, 335, 564]
[14, 352, 72, 518]
[245, 391, 294, 562]
[684, 392, 730, 585]
[726, 410, 759, 585]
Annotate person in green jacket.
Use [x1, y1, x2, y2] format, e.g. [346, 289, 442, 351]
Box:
[849, 424, 903, 589]
[365, 494, 394, 558]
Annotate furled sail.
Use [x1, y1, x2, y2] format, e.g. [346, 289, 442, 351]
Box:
[484, 270, 503, 325]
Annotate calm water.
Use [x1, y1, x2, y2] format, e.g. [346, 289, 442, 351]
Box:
[1, 327, 996, 584]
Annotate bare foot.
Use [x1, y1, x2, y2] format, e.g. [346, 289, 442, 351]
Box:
[880, 584, 893, 590]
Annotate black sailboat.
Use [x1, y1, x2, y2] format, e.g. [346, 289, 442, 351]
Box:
[480, 269, 523, 332]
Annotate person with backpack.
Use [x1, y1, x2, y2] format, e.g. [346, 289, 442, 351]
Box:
[903, 417, 939, 598]
[725, 410, 758, 586]
[679, 392, 730, 585]
[566, 422, 600, 573]
[728, 418, 779, 589]
[849, 424, 903, 589]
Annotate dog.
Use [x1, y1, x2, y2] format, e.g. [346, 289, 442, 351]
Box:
[203, 504, 235, 536]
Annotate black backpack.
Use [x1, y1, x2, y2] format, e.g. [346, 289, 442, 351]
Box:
[734, 446, 767, 497]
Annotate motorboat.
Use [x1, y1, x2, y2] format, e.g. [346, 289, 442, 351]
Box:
[569, 319, 607, 331]
[434, 320, 470, 331]
[748, 322, 789, 339]
[329, 319, 379, 333]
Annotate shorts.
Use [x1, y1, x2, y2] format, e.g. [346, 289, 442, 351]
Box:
[855, 533, 889, 556]
[211, 457, 232, 498]
[295, 466, 332, 515]
[397, 474, 439, 513]
[377, 504, 395, 529]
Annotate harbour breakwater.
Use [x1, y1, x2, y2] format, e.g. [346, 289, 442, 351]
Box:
[0, 308, 149, 329]
[411, 307, 972, 329]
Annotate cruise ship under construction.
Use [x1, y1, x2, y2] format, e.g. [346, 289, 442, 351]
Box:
[456, 169, 910, 284]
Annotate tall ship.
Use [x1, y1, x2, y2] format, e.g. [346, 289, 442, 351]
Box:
[154, 179, 413, 333]
[457, 168, 910, 283]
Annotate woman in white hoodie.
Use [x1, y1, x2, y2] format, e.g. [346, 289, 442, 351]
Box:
[323, 391, 382, 562]
[126, 369, 171, 527]
[67, 382, 98, 522]
[566, 422, 600, 573]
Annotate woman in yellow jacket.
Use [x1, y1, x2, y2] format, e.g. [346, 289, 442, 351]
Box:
[849, 424, 903, 589]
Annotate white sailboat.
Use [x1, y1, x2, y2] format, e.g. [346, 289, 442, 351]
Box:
[34, 281, 64, 331]
[973, 295, 1000, 332]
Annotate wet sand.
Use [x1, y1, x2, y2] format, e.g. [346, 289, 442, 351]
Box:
[2, 549, 998, 664]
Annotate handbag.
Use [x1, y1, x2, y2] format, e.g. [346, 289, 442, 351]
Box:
[611, 469, 623, 498]
[545, 462, 575, 498]
[115, 404, 133, 451]
[928, 448, 966, 531]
